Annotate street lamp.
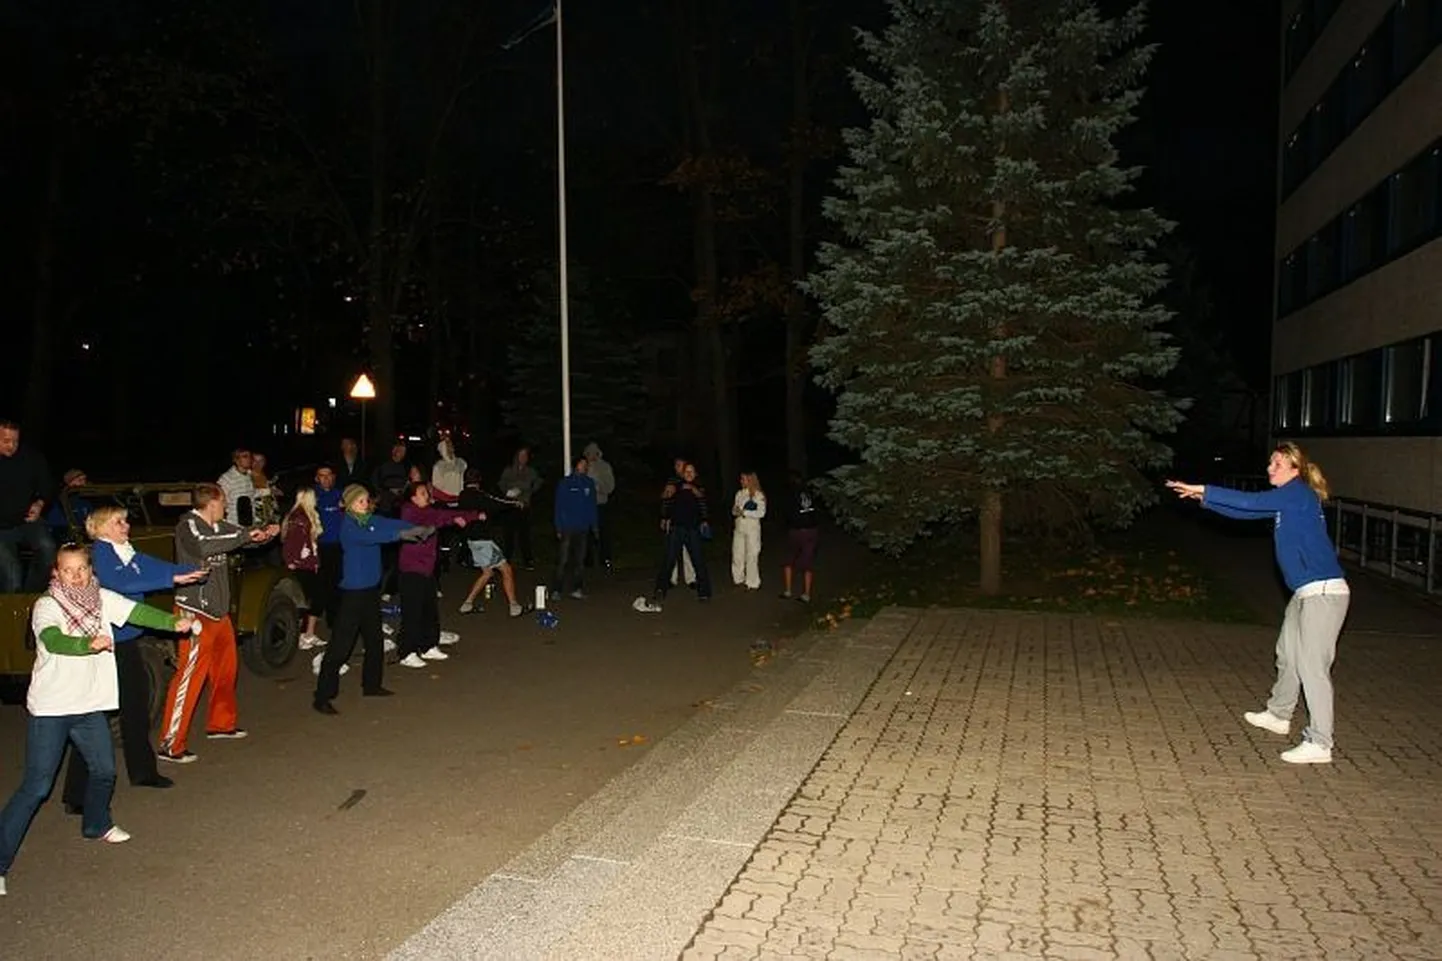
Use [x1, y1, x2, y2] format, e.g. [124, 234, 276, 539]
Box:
[349, 373, 376, 461]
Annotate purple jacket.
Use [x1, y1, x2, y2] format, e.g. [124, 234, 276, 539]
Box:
[397, 503, 482, 576]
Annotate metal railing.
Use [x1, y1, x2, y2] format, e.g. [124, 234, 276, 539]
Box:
[1220, 474, 1442, 594]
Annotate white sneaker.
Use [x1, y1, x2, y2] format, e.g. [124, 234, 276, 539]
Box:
[382, 623, 396, 637]
[298, 633, 323, 651]
[420, 646, 449, 661]
[399, 653, 427, 669]
[382, 594, 393, 602]
[1281, 741, 1332, 764]
[436, 590, 443, 599]
[458, 601, 476, 614]
[1244, 710, 1290, 736]
[99, 826, 131, 844]
[312, 653, 350, 676]
[383, 637, 397, 653]
[0, 875, 6, 896]
[438, 630, 460, 646]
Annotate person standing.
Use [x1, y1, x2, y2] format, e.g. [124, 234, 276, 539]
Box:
[780, 471, 819, 603]
[217, 449, 256, 526]
[61, 506, 207, 804]
[336, 438, 367, 490]
[396, 483, 476, 667]
[655, 463, 712, 602]
[0, 545, 198, 895]
[1166, 442, 1349, 765]
[498, 446, 542, 571]
[158, 484, 278, 763]
[282, 488, 327, 651]
[583, 442, 615, 572]
[0, 419, 55, 594]
[730, 472, 767, 590]
[313, 465, 345, 633]
[661, 456, 696, 588]
[313, 485, 432, 715]
[431, 437, 468, 502]
[552, 456, 598, 600]
[371, 442, 411, 515]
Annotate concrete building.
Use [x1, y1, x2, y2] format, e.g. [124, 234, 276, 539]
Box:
[1273, 0, 1442, 513]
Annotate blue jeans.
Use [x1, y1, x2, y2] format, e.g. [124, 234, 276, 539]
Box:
[0, 520, 58, 594]
[0, 712, 116, 875]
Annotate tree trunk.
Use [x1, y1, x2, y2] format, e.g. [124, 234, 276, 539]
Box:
[426, 229, 444, 424]
[979, 87, 1010, 596]
[784, 0, 810, 478]
[365, 0, 397, 448]
[25, 135, 64, 440]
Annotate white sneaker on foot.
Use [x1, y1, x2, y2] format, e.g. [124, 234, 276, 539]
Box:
[1244, 710, 1290, 736]
[399, 653, 427, 669]
[99, 826, 131, 844]
[298, 633, 323, 651]
[420, 646, 449, 661]
[438, 630, 460, 646]
[312, 653, 350, 676]
[458, 601, 476, 614]
[0, 875, 6, 896]
[1280, 741, 1332, 764]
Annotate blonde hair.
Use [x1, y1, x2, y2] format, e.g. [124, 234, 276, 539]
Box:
[742, 472, 763, 496]
[283, 488, 321, 549]
[1275, 441, 1330, 502]
[85, 505, 128, 540]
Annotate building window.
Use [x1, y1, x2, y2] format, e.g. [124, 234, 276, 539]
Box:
[1305, 221, 1340, 300]
[1341, 188, 1386, 280]
[1392, 0, 1434, 79]
[1389, 149, 1440, 254]
[1278, 252, 1304, 316]
[1338, 353, 1383, 428]
[1384, 338, 1431, 424]
[1345, 37, 1392, 129]
[1281, 131, 1306, 196]
[1301, 365, 1333, 430]
[1285, 10, 1312, 79]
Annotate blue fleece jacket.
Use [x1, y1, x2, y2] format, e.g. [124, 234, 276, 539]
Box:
[316, 486, 344, 544]
[1202, 479, 1344, 591]
[338, 512, 413, 590]
[91, 540, 198, 642]
[553, 473, 598, 534]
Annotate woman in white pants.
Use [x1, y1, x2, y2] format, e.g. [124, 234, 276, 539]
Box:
[1167, 442, 1348, 765]
[731, 473, 767, 589]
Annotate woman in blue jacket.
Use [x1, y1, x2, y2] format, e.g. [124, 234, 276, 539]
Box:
[1167, 442, 1348, 765]
[61, 505, 207, 803]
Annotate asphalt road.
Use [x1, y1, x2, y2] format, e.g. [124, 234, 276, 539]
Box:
[0, 536, 842, 960]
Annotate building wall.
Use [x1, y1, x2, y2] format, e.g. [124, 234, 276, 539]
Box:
[1290, 435, 1442, 508]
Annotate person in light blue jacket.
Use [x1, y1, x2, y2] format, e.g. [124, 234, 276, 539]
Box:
[1167, 442, 1349, 766]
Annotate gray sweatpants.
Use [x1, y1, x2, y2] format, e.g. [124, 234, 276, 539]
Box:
[1266, 590, 1350, 749]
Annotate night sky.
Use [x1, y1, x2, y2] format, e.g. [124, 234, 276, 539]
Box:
[2, 0, 1279, 471]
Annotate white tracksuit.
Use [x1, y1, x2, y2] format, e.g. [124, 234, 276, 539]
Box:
[731, 489, 767, 589]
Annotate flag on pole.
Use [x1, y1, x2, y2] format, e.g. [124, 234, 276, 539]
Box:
[501, 2, 557, 50]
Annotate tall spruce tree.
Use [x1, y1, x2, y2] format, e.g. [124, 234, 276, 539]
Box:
[503, 269, 649, 471]
[807, 0, 1183, 593]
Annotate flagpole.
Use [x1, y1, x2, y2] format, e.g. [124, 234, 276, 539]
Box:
[556, 0, 573, 477]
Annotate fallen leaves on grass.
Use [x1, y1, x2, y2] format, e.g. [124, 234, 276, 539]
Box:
[616, 734, 648, 747]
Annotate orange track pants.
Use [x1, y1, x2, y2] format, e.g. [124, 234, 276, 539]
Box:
[158, 612, 238, 755]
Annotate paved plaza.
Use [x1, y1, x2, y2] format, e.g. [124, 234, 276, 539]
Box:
[682, 608, 1442, 960]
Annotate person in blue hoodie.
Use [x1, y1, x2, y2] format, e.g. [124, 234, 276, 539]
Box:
[313, 464, 345, 634]
[551, 455, 598, 600]
[60, 505, 207, 803]
[1167, 441, 1349, 766]
[312, 485, 433, 715]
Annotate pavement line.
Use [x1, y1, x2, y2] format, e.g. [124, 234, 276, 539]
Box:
[570, 854, 631, 866]
[846, 643, 898, 651]
[663, 833, 756, 849]
[784, 709, 848, 718]
[490, 873, 541, 884]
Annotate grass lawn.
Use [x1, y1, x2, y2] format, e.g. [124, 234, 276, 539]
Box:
[812, 511, 1262, 632]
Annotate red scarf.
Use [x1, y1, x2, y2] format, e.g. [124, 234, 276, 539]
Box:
[50, 577, 106, 637]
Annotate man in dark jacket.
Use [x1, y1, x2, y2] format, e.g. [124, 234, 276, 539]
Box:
[0, 419, 55, 593]
[551, 456, 598, 600]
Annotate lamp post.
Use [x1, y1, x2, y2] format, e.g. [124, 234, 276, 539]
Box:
[349, 373, 376, 462]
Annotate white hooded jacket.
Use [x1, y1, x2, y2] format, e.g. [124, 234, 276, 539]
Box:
[431, 440, 467, 499]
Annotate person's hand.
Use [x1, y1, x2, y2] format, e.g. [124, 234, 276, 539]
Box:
[453, 517, 468, 528]
[265, 524, 281, 537]
[173, 616, 197, 635]
[248, 528, 271, 542]
[477, 512, 487, 522]
[1164, 480, 1204, 501]
[24, 500, 43, 522]
[174, 570, 208, 585]
[89, 635, 114, 652]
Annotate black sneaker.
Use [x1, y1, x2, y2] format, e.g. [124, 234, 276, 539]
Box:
[133, 776, 175, 789]
[313, 700, 339, 715]
[363, 687, 396, 697]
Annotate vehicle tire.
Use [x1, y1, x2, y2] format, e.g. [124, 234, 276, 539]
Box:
[242, 591, 300, 677]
